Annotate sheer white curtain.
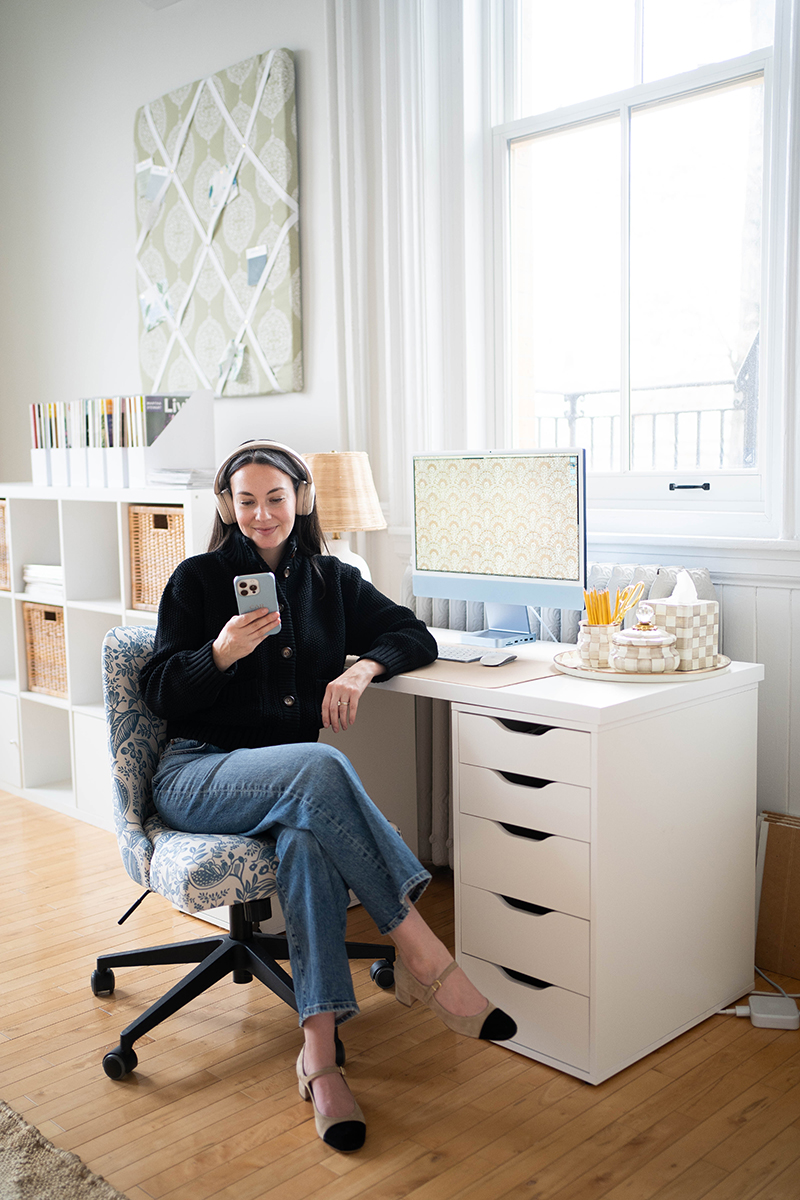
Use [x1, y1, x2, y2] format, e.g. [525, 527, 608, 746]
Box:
[327, 0, 491, 527]
[327, 0, 492, 864]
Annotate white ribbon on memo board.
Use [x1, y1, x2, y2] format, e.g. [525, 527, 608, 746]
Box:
[134, 49, 302, 397]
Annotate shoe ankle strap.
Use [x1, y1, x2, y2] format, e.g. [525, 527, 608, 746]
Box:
[303, 1063, 346, 1085]
[423, 958, 459, 1002]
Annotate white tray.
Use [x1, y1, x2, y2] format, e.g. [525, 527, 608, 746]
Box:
[553, 650, 731, 683]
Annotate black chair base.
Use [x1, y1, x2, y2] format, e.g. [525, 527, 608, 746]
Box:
[93, 899, 395, 1079]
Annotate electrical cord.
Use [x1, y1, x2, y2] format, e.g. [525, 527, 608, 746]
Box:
[754, 966, 795, 997]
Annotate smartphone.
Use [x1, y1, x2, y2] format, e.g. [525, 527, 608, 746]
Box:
[233, 572, 280, 632]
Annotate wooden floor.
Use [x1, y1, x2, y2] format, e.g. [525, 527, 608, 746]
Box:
[2, 793, 800, 1200]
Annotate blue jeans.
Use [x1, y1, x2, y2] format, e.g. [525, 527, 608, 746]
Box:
[151, 739, 431, 1026]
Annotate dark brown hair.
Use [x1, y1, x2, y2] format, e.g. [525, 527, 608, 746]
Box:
[207, 446, 327, 559]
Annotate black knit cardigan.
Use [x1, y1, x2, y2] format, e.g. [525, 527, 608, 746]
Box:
[139, 530, 437, 751]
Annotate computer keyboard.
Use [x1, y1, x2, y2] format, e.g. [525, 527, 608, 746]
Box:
[435, 644, 486, 662]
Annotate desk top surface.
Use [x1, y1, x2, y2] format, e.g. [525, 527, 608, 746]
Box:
[381, 631, 763, 727]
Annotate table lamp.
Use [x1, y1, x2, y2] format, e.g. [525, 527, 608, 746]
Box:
[301, 451, 387, 581]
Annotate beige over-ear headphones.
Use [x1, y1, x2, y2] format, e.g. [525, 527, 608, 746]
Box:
[213, 440, 316, 524]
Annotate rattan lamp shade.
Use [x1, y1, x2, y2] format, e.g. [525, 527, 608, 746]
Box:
[302, 452, 387, 533]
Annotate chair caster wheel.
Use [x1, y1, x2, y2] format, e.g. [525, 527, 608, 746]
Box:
[91, 967, 115, 996]
[370, 959, 395, 989]
[334, 1032, 346, 1067]
[102, 1046, 137, 1080]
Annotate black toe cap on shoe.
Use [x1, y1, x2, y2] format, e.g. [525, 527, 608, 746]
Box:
[323, 1120, 366, 1152]
[479, 1007, 517, 1041]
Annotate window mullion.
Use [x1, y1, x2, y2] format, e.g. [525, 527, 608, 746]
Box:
[621, 102, 632, 473]
[634, 0, 644, 84]
[507, 0, 519, 123]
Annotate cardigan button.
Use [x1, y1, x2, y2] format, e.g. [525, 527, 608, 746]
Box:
[283, 567, 291, 578]
[281, 646, 293, 659]
[283, 694, 296, 707]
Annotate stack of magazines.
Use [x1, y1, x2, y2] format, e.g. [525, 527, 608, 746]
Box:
[147, 467, 216, 487]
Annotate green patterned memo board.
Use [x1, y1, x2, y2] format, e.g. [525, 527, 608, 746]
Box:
[134, 49, 302, 397]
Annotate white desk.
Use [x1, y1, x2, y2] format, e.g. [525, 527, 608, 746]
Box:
[348, 637, 763, 1086]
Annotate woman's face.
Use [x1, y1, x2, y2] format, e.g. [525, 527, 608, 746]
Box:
[230, 461, 297, 567]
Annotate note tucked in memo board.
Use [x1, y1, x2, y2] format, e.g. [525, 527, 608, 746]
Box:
[134, 49, 302, 397]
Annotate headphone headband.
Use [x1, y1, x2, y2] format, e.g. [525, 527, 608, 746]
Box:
[213, 440, 316, 523]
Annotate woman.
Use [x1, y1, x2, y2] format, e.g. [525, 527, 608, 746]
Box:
[140, 439, 516, 1152]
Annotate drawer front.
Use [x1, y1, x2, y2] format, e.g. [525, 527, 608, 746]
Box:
[460, 883, 590, 996]
[462, 952, 590, 1070]
[459, 762, 590, 842]
[460, 813, 590, 918]
[458, 712, 590, 787]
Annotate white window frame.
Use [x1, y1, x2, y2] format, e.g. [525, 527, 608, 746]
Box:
[492, 0, 800, 541]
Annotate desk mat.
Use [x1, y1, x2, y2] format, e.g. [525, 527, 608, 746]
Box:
[404, 656, 559, 688]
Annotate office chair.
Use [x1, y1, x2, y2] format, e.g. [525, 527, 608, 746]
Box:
[93, 626, 395, 1080]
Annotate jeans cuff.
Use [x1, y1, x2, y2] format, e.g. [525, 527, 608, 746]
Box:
[300, 1001, 360, 1027]
[377, 869, 432, 936]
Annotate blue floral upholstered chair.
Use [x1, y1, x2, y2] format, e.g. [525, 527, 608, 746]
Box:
[93, 626, 395, 1080]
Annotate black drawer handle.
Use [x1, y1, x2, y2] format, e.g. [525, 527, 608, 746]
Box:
[501, 965, 553, 989]
[499, 770, 551, 789]
[501, 895, 553, 916]
[498, 719, 552, 736]
[500, 822, 552, 841]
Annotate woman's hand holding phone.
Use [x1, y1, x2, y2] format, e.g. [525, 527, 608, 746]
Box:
[213, 606, 281, 672]
[213, 572, 281, 671]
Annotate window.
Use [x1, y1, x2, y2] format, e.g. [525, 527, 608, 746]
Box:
[496, 0, 783, 526]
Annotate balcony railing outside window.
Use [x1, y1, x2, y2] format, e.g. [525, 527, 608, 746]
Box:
[531, 334, 759, 473]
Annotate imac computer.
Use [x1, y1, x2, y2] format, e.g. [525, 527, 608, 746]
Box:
[411, 448, 587, 647]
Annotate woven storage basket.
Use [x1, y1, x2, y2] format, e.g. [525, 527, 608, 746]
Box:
[129, 505, 185, 611]
[23, 602, 68, 698]
[0, 501, 9, 591]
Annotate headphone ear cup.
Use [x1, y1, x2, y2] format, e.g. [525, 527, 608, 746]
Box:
[214, 489, 237, 524]
[295, 480, 316, 516]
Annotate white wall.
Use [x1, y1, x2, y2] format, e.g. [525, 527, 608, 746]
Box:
[0, 0, 343, 482]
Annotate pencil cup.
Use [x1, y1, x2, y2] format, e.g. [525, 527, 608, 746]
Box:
[578, 621, 620, 669]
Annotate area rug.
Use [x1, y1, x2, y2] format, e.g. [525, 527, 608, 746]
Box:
[0, 1101, 128, 1200]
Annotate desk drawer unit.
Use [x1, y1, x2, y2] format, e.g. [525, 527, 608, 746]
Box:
[449, 677, 759, 1083]
[459, 812, 590, 919]
[461, 952, 590, 1071]
[458, 711, 591, 787]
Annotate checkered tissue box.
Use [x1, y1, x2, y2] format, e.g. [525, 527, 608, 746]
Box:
[651, 601, 719, 670]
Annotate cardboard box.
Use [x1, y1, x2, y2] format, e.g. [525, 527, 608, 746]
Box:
[756, 812, 800, 979]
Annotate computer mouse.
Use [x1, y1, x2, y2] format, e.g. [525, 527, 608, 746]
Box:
[480, 650, 517, 667]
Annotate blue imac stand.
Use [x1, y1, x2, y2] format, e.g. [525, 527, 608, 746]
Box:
[461, 603, 537, 648]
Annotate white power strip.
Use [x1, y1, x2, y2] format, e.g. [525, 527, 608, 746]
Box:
[723, 995, 800, 1029]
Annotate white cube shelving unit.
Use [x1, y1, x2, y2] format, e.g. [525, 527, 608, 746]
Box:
[0, 484, 216, 829]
